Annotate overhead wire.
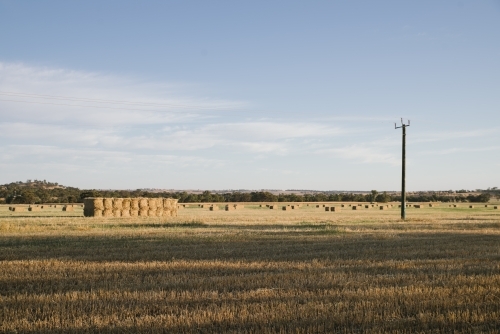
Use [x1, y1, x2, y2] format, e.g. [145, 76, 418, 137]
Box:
[0, 91, 240, 112]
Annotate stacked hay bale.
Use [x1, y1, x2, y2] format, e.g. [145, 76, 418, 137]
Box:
[352, 206, 358, 210]
[121, 198, 131, 217]
[330, 207, 340, 212]
[379, 206, 387, 210]
[148, 198, 158, 217]
[138, 198, 149, 217]
[102, 198, 113, 217]
[130, 198, 139, 217]
[164, 198, 178, 217]
[83, 198, 104, 217]
[282, 206, 290, 211]
[269, 205, 278, 210]
[156, 198, 164, 217]
[112, 198, 122, 217]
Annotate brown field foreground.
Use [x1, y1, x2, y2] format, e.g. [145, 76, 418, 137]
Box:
[0, 203, 500, 333]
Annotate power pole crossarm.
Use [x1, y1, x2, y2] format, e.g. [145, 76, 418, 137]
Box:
[395, 118, 410, 220]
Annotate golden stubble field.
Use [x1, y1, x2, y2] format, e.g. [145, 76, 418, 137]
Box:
[1, 203, 500, 333]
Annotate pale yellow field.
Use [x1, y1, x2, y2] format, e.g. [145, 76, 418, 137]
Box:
[1, 203, 499, 333]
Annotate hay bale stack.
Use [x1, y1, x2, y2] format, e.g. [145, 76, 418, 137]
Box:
[62, 206, 74, 212]
[269, 205, 279, 210]
[112, 209, 121, 217]
[130, 209, 138, 217]
[282, 206, 290, 211]
[325, 207, 330, 211]
[210, 206, 219, 211]
[352, 206, 358, 210]
[130, 198, 139, 210]
[379, 206, 387, 210]
[330, 207, 340, 212]
[121, 209, 131, 218]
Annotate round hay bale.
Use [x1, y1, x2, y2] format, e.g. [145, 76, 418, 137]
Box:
[103, 198, 113, 210]
[157, 199, 164, 209]
[92, 198, 104, 210]
[102, 209, 113, 217]
[139, 198, 148, 209]
[148, 198, 158, 210]
[130, 198, 139, 210]
[122, 198, 131, 209]
[112, 198, 123, 210]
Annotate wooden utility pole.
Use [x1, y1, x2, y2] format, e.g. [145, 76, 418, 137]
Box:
[395, 118, 410, 220]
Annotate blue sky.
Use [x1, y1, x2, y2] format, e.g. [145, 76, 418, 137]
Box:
[0, 1, 499, 190]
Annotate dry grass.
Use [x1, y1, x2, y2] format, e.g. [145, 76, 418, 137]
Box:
[0, 204, 499, 332]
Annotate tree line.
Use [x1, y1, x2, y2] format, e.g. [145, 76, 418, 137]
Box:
[0, 182, 493, 204]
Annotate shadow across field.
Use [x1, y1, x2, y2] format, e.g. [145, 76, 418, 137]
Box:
[1, 224, 500, 333]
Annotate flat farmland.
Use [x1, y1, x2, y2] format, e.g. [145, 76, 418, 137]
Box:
[1, 203, 500, 333]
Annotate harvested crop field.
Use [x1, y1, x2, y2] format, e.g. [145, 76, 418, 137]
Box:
[1, 203, 500, 333]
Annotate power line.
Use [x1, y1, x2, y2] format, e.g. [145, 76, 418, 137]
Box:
[0, 91, 238, 111]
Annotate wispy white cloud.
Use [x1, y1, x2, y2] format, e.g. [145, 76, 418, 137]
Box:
[315, 145, 399, 165]
[419, 146, 500, 156]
